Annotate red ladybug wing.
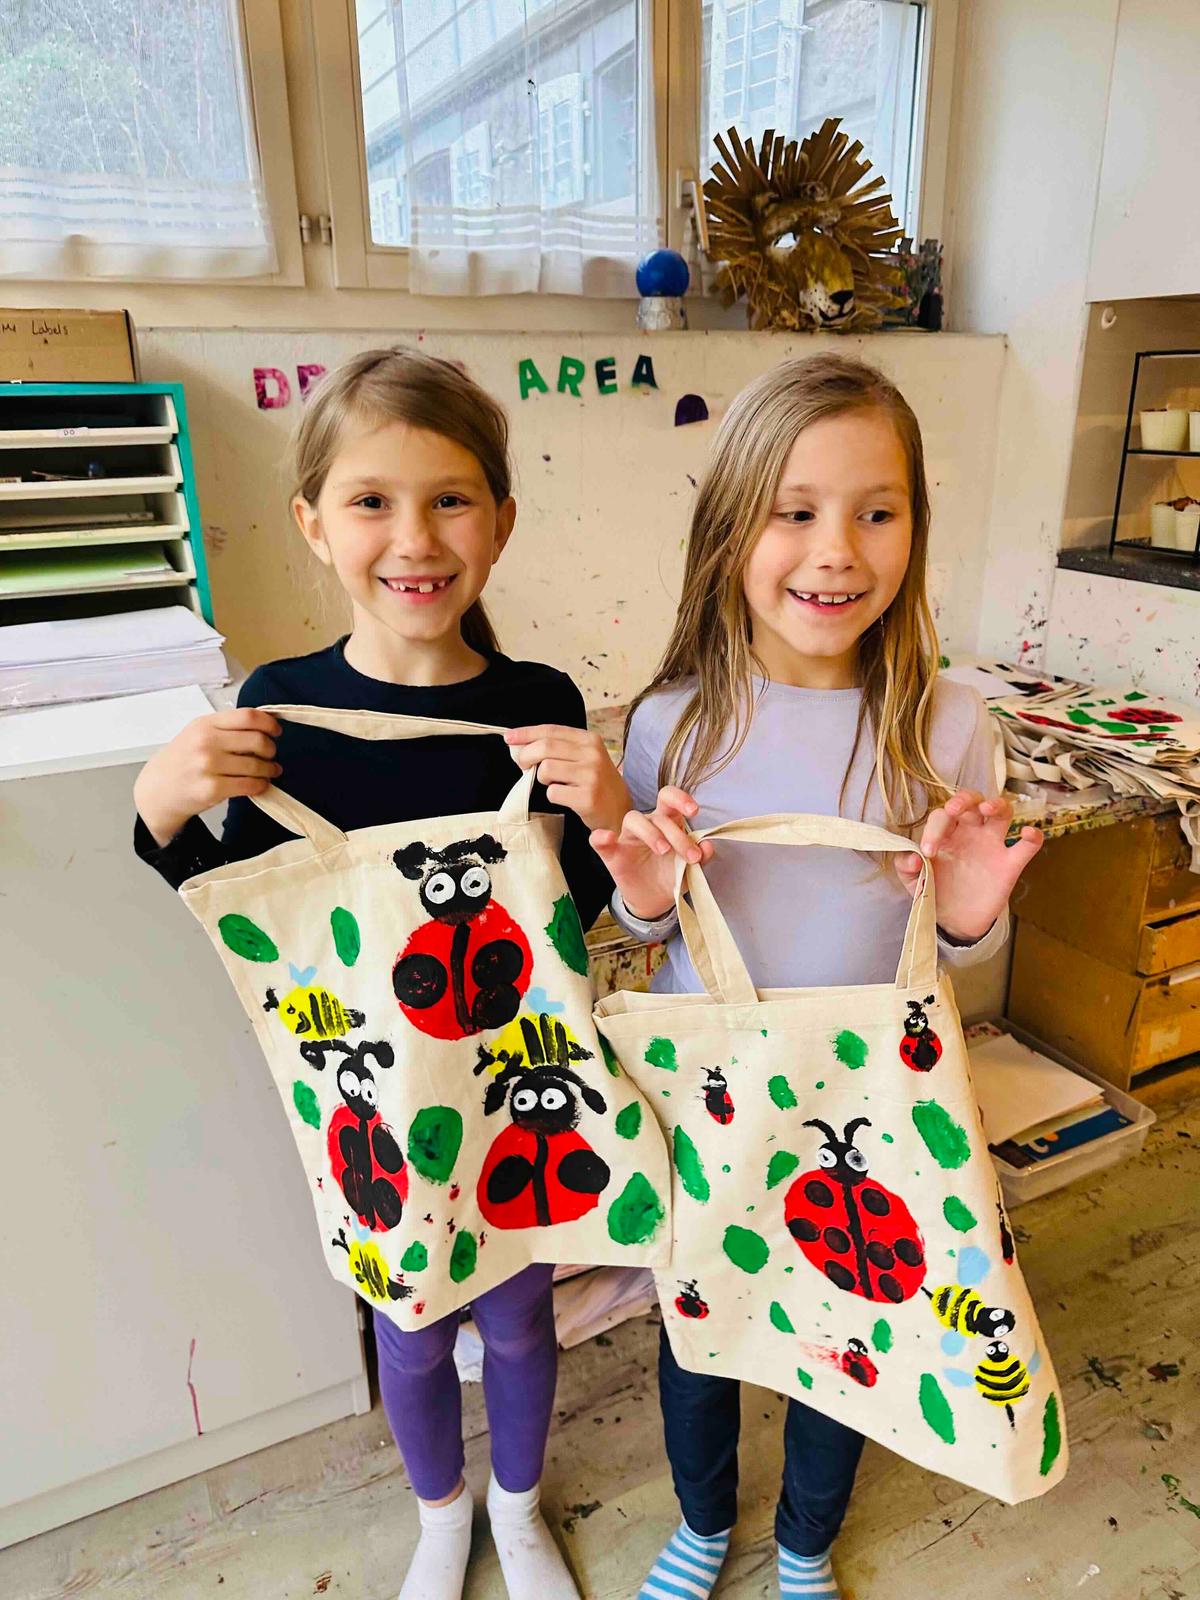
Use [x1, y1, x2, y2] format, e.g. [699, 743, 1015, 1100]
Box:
[784, 1169, 860, 1283]
[857, 1181, 927, 1302]
[394, 920, 462, 1040]
[900, 1031, 942, 1071]
[544, 1129, 606, 1225]
[478, 1124, 543, 1230]
[462, 901, 532, 1028]
[327, 1104, 356, 1191]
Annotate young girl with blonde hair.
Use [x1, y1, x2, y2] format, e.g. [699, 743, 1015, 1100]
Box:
[591, 353, 1044, 1600]
[134, 347, 631, 1600]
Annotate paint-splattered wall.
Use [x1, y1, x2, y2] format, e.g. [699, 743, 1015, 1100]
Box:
[139, 330, 1005, 703]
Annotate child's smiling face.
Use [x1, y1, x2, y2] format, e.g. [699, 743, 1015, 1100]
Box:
[294, 419, 514, 664]
[742, 407, 913, 688]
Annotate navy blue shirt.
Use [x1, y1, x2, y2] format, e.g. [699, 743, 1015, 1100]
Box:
[134, 640, 613, 930]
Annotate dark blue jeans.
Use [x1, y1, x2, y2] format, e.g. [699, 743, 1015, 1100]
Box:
[658, 1326, 865, 1557]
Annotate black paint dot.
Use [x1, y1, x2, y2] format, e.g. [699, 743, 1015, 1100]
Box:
[825, 1261, 856, 1291]
[895, 1237, 923, 1266]
[866, 1241, 895, 1269]
[823, 1226, 851, 1255]
[805, 1180, 835, 1208]
[861, 1187, 891, 1216]
[879, 1274, 905, 1303]
[789, 1217, 820, 1243]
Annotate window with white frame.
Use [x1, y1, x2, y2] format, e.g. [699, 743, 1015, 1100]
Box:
[0, 0, 287, 281]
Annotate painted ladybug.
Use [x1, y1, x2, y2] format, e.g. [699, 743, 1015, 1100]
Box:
[675, 1279, 710, 1319]
[900, 996, 942, 1071]
[784, 1117, 926, 1303]
[841, 1337, 878, 1387]
[1103, 706, 1179, 726]
[477, 1027, 611, 1229]
[703, 1066, 735, 1125]
[392, 836, 531, 1041]
[321, 1040, 408, 1232]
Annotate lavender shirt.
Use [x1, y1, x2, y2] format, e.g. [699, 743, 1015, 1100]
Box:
[614, 677, 1009, 992]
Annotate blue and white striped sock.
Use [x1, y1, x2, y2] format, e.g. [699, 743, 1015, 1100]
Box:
[639, 1521, 731, 1600]
[778, 1543, 839, 1598]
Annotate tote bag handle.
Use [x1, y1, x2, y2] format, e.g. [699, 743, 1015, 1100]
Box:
[674, 813, 939, 1005]
[242, 705, 535, 852]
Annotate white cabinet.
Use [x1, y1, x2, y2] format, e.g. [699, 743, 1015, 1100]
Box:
[1088, 0, 1200, 303]
[0, 757, 367, 1548]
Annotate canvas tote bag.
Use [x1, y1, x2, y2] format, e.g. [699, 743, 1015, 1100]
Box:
[180, 706, 672, 1332]
[594, 814, 1067, 1504]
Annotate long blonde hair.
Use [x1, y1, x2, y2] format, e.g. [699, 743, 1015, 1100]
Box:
[291, 347, 510, 655]
[628, 353, 950, 830]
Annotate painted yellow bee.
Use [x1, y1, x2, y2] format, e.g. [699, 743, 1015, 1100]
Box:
[974, 1339, 1031, 1427]
[924, 1283, 1015, 1340]
[264, 973, 364, 1041]
[474, 1010, 592, 1078]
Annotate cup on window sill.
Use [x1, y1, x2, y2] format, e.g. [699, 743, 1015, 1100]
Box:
[1151, 501, 1178, 547]
[1140, 408, 1188, 450]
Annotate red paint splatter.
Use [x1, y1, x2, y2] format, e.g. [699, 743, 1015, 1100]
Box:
[414, 1301, 426, 1316]
[449, 1183, 461, 1201]
[186, 1338, 203, 1436]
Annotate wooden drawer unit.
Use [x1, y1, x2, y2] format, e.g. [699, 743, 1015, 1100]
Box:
[1008, 811, 1200, 1090]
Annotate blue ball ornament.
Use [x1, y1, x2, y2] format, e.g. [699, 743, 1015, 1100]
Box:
[636, 248, 689, 299]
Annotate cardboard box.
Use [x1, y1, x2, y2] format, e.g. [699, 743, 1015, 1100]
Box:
[0, 309, 138, 383]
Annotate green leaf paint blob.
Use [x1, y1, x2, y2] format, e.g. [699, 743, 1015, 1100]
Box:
[545, 894, 589, 976]
[881, 1133, 894, 1144]
[943, 1196, 977, 1233]
[766, 1150, 800, 1190]
[330, 906, 361, 967]
[673, 1126, 710, 1203]
[871, 1318, 893, 1354]
[645, 1037, 678, 1072]
[449, 1230, 477, 1284]
[1040, 1394, 1062, 1476]
[769, 1301, 795, 1333]
[911, 1100, 972, 1170]
[919, 1373, 956, 1444]
[833, 1030, 868, 1070]
[615, 1102, 642, 1140]
[607, 1172, 665, 1246]
[218, 913, 278, 963]
[768, 1075, 797, 1110]
[796, 1367, 814, 1391]
[599, 1036, 621, 1077]
[723, 1225, 769, 1274]
[400, 1241, 428, 1273]
[292, 1080, 321, 1129]
[407, 1106, 464, 1183]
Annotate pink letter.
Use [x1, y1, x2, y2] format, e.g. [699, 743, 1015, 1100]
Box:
[297, 363, 328, 400]
[254, 367, 292, 409]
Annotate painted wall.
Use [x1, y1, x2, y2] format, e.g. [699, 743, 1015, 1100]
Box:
[139, 328, 1005, 705]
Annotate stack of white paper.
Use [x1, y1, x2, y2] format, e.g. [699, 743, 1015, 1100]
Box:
[0, 605, 229, 709]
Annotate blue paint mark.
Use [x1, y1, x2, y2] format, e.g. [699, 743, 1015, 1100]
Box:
[526, 986, 565, 1015]
[940, 1330, 968, 1357]
[942, 1367, 975, 1388]
[290, 963, 318, 986]
[957, 1246, 991, 1287]
[1028, 1347, 1042, 1376]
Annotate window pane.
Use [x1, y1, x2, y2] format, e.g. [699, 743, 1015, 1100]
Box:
[702, 0, 924, 233]
[354, 0, 650, 246]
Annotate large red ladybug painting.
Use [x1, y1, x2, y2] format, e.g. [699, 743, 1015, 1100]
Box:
[785, 1117, 926, 1303]
[392, 836, 532, 1041]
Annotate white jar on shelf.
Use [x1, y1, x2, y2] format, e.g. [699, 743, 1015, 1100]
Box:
[1176, 502, 1200, 551]
[1190, 412, 1200, 452]
[1151, 500, 1178, 547]
[1140, 408, 1188, 450]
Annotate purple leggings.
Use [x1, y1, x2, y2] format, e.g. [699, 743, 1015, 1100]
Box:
[375, 1263, 558, 1501]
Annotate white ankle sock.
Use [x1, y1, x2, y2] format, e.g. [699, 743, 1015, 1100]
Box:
[398, 1482, 474, 1600]
[486, 1476, 579, 1600]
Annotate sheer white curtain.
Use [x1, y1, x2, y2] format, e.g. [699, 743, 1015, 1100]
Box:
[0, 0, 276, 281]
[359, 0, 659, 296]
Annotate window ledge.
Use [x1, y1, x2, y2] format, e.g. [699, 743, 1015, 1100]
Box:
[1057, 545, 1200, 593]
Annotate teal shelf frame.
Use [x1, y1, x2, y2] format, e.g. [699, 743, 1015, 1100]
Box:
[0, 379, 214, 623]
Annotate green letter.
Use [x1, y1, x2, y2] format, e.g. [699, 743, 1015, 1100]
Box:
[595, 357, 618, 394]
[518, 359, 548, 400]
[557, 356, 586, 396]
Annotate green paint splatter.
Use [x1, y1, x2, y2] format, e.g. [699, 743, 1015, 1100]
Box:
[330, 906, 360, 967]
[919, 1373, 956, 1444]
[939, 654, 951, 669]
[218, 913, 277, 962]
[723, 1225, 769, 1274]
[881, 1133, 894, 1144]
[1041, 1395, 1062, 1476]
[645, 1037, 678, 1072]
[1162, 1474, 1200, 1518]
[815, 1080, 825, 1090]
[292, 1080, 321, 1129]
[768, 1075, 797, 1109]
[615, 1102, 642, 1140]
[607, 1172, 665, 1245]
[400, 1241, 428, 1273]
[942, 1196, 977, 1232]
[761, 1028, 769, 1036]
[545, 894, 589, 976]
[449, 1230, 477, 1284]
[407, 1106, 464, 1183]
[599, 1036, 621, 1077]
[766, 1150, 800, 1190]
[796, 1367, 814, 1391]
[911, 1101, 972, 1169]
[722, 1164, 732, 1174]
[832, 1030, 868, 1070]
[674, 1126, 710, 1203]
[770, 1301, 795, 1333]
[872, 1318, 893, 1354]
